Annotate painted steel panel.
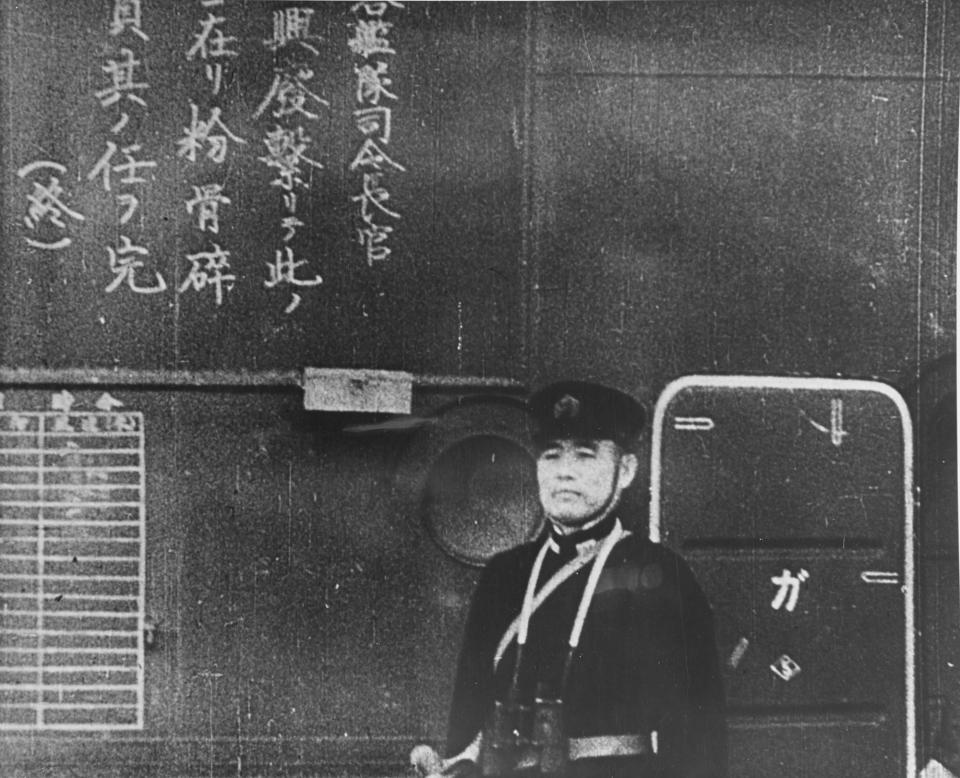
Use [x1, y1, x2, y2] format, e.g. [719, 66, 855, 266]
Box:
[651, 375, 914, 777]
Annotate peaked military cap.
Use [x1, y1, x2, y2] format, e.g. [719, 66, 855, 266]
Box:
[528, 380, 646, 449]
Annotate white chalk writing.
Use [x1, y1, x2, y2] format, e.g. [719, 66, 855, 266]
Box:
[351, 171, 400, 220]
[105, 236, 167, 295]
[354, 105, 393, 144]
[95, 48, 149, 108]
[347, 18, 396, 58]
[95, 393, 125, 411]
[354, 61, 396, 105]
[264, 246, 323, 289]
[92, 2, 164, 295]
[185, 183, 231, 234]
[186, 10, 238, 95]
[770, 568, 809, 612]
[264, 8, 321, 55]
[259, 125, 323, 190]
[770, 654, 801, 682]
[801, 398, 849, 447]
[356, 221, 393, 264]
[87, 142, 157, 192]
[179, 244, 236, 305]
[110, 0, 148, 41]
[177, 102, 247, 164]
[254, 66, 329, 121]
[17, 161, 86, 250]
[349, 1, 405, 265]
[255, 10, 329, 312]
[178, 2, 241, 309]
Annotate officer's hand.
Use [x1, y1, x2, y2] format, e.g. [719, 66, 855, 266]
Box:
[410, 745, 444, 778]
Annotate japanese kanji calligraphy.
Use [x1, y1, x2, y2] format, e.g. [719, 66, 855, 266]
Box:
[254, 8, 330, 313]
[93, 1, 162, 296]
[13, 3, 412, 317]
[177, 1, 244, 307]
[349, 1, 406, 266]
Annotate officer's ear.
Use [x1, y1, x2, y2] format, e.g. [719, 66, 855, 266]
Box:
[617, 450, 639, 490]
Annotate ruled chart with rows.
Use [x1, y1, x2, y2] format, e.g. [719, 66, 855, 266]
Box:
[0, 411, 145, 730]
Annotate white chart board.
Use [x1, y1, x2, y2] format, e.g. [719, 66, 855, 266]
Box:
[0, 407, 145, 730]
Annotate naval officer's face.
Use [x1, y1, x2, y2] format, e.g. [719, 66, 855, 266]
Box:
[536, 438, 638, 529]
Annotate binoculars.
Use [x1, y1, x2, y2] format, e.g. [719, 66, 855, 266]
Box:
[480, 696, 567, 777]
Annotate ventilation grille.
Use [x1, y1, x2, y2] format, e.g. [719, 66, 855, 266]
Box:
[0, 411, 145, 730]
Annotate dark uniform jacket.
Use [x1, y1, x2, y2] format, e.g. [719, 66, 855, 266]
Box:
[446, 517, 728, 778]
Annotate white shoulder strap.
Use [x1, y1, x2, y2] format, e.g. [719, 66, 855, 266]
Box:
[493, 524, 630, 670]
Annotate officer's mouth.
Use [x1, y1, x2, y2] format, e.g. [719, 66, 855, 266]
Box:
[551, 489, 582, 500]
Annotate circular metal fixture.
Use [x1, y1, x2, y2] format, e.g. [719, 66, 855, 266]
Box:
[394, 396, 542, 566]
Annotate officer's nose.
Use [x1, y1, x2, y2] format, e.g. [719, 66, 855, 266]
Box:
[553, 450, 578, 478]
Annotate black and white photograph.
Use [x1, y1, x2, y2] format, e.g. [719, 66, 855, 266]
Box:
[0, 1, 956, 776]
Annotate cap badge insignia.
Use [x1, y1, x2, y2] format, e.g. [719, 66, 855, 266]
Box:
[553, 394, 580, 420]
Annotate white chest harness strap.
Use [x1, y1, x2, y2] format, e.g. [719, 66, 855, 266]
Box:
[442, 522, 638, 771]
[494, 520, 629, 673]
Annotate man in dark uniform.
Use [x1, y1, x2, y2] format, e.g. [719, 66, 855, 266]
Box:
[427, 381, 727, 778]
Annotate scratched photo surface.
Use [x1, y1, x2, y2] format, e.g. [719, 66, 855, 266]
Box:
[0, 1, 956, 777]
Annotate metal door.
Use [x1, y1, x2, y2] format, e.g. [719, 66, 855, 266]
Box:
[651, 375, 914, 777]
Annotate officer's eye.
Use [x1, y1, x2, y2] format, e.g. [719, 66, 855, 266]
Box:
[539, 448, 562, 461]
